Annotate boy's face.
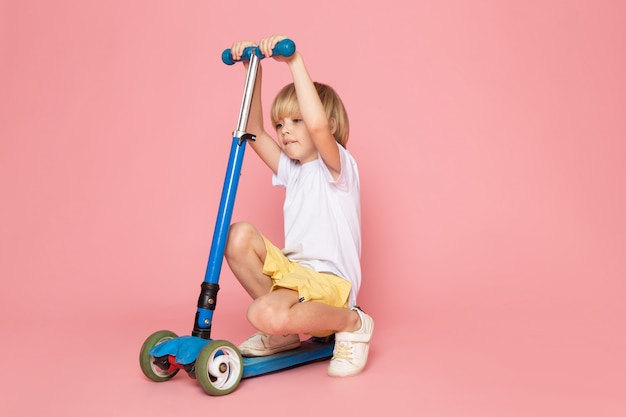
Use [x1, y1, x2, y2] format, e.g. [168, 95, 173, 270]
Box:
[275, 116, 318, 163]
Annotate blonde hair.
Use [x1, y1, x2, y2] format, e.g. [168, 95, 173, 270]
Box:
[270, 82, 350, 148]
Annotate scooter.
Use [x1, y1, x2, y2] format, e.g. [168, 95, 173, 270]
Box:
[139, 39, 334, 396]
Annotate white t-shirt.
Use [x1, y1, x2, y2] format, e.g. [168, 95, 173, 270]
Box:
[272, 144, 362, 307]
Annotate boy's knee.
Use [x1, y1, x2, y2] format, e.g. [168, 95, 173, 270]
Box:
[225, 222, 256, 256]
[247, 299, 270, 329]
[247, 299, 289, 334]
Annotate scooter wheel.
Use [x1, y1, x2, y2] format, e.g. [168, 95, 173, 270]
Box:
[196, 340, 243, 396]
[139, 330, 179, 382]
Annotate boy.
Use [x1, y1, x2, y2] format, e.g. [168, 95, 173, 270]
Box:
[225, 34, 373, 377]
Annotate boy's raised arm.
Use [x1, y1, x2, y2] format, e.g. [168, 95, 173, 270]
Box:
[244, 63, 281, 174]
[229, 40, 281, 174]
[287, 52, 341, 178]
[258, 35, 342, 179]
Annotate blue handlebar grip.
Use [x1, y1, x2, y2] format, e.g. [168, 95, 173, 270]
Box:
[222, 39, 296, 65]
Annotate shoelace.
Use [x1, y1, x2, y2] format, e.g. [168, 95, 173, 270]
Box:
[332, 341, 354, 361]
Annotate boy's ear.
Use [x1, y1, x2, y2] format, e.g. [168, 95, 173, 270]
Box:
[329, 118, 337, 135]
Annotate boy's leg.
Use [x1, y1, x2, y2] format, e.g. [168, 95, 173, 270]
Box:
[225, 222, 374, 373]
[238, 289, 358, 357]
[225, 222, 302, 356]
[224, 222, 272, 298]
[248, 289, 359, 336]
[249, 291, 374, 376]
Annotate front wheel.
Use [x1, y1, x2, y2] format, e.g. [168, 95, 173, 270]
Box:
[196, 340, 243, 396]
[139, 330, 179, 382]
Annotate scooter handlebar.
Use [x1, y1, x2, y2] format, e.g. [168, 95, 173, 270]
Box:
[222, 39, 296, 65]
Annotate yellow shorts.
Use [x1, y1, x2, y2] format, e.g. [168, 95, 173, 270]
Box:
[262, 237, 351, 309]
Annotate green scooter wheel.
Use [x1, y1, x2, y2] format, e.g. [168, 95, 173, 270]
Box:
[196, 340, 243, 396]
[139, 330, 179, 382]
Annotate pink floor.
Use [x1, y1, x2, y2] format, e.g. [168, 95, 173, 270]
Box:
[3, 288, 624, 416]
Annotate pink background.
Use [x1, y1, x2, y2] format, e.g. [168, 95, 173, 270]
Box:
[1, 1, 625, 416]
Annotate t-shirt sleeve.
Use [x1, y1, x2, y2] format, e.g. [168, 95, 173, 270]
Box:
[272, 151, 291, 188]
[321, 144, 359, 192]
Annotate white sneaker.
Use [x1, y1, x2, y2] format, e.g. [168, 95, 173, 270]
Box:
[238, 332, 301, 357]
[328, 307, 374, 377]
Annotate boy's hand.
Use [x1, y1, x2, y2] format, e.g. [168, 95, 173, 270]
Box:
[258, 34, 294, 62]
[230, 40, 257, 63]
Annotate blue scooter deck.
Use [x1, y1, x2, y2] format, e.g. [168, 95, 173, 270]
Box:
[242, 337, 334, 378]
[150, 335, 334, 379]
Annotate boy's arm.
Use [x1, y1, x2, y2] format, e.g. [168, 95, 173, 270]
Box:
[288, 52, 342, 178]
[245, 64, 281, 174]
[258, 35, 341, 178]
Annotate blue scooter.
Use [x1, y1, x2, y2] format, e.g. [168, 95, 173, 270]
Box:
[139, 39, 334, 396]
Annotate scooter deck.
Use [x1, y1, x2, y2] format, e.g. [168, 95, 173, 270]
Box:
[149, 334, 334, 379]
[242, 337, 334, 378]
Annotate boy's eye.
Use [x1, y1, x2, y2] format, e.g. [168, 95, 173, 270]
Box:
[275, 123, 283, 129]
[293, 119, 302, 123]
